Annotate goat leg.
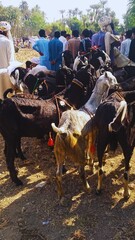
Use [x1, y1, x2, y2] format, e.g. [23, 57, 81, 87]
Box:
[5, 143, 23, 186]
[118, 132, 133, 199]
[56, 163, 64, 203]
[96, 134, 107, 195]
[79, 165, 90, 193]
[96, 167, 103, 194]
[15, 138, 26, 160]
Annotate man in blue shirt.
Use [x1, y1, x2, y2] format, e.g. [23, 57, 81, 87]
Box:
[33, 29, 51, 70]
[48, 31, 63, 71]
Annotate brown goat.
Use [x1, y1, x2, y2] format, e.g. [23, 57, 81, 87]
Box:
[52, 71, 118, 202]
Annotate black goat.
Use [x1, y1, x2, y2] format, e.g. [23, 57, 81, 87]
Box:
[93, 91, 135, 198]
[0, 72, 95, 186]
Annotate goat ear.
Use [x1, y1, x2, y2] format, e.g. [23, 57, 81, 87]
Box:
[15, 69, 20, 81]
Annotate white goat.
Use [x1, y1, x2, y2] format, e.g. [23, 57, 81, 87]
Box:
[51, 71, 117, 202]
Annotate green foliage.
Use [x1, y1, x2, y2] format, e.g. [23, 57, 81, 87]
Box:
[124, 0, 135, 29]
[0, 0, 133, 37]
[24, 11, 46, 36]
[67, 17, 83, 33]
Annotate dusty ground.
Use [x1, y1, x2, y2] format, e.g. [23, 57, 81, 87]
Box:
[0, 49, 135, 240]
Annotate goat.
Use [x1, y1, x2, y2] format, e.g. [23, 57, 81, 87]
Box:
[73, 48, 111, 75]
[10, 66, 74, 98]
[51, 71, 117, 202]
[0, 73, 95, 186]
[93, 91, 134, 199]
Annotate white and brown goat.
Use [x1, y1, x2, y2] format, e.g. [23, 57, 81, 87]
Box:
[52, 71, 118, 202]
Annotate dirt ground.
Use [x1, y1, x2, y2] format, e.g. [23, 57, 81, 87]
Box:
[0, 49, 135, 240]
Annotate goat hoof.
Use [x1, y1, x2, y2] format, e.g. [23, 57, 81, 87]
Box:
[96, 189, 102, 195]
[15, 179, 23, 186]
[59, 197, 69, 207]
[85, 185, 91, 194]
[124, 192, 130, 200]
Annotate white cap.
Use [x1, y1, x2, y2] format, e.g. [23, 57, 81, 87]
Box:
[98, 16, 112, 28]
[30, 57, 40, 65]
[0, 21, 11, 31]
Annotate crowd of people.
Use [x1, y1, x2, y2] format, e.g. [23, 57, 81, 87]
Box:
[1, 16, 135, 96]
[29, 16, 135, 71]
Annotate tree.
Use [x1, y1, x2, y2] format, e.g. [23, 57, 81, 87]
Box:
[19, 1, 30, 20]
[67, 17, 83, 32]
[59, 10, 65, 20]
[100, 0, 107, 13]
[124, 0, 135, 28]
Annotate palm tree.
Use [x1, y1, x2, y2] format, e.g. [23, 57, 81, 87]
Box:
[89, 4, 101, 22]
[19, 1, 30, 20]
[78, 11, 83, 20]
[74, 8, 79, 18]
[59, 10, 65, 20]
[68, 9, 72, 18]
[124, 0, 135, 28]
[127, 0, 135, 18]
[100, 0, 107, 13]
[81, 15, 88, 28]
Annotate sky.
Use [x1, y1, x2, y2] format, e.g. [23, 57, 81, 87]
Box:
[1, 0, 128, 24]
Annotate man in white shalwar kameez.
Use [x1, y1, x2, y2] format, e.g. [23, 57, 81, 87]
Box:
[0, 21, 22, 98]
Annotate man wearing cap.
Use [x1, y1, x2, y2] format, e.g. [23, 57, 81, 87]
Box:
[98, 16, 120, 65]
[33, 29, 51, 70]
[25, 57, 53, 78]
[0, 21, 13, 69]
[0, 21, 18, 98]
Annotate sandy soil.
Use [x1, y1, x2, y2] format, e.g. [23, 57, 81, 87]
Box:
[0, 49, 135, 240]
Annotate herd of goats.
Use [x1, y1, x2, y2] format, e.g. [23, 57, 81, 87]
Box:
[1, 47, 135, 204]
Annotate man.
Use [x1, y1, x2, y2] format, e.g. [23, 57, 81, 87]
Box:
[0, 21, 12, 69]
[91, 32, 100, 47]
[79, 28, 91, 54]
[104, 22, 120, 64]
[120, 30, 132, 57]
[33, 29, 51, 70]
[59, 30, 67, 51]
[25, 57, 53, 77]
[66, 29, 80, 59]
[48, 31, 63, 71]
[0, 21, 19, 99]
[97, 16, 120, 65]
[129, 28, 135, 62]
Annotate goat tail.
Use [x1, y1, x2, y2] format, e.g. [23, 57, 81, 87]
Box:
[51, 123, 65, 134]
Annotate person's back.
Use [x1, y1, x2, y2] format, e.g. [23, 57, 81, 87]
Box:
[120, 30, 132, 57]
[91, 32, 99, 46]
[48, 31, 63, 71]
[98, 30, 106, 51]
[79, 29, 91, 54]
[66, 30, 80, 59]
[129, 28, 135, 62]
[59, 30, 67, 51]
[33, 29, 51, 69]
